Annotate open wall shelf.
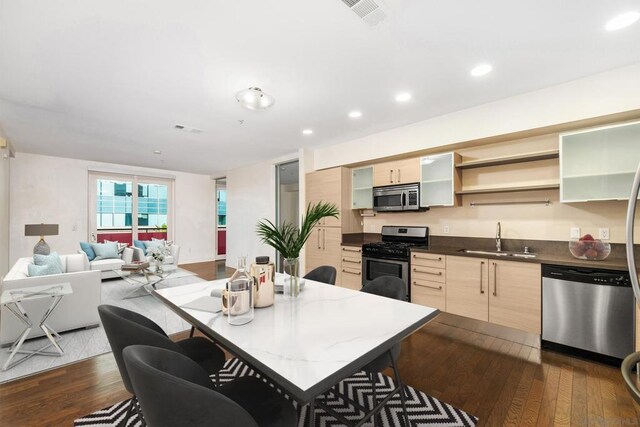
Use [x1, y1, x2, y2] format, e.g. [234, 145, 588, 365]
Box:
[456, 183, 560, 195]
[456, 149, 559, 170]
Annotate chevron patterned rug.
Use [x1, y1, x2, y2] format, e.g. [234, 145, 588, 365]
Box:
[74, 358, 477, 427]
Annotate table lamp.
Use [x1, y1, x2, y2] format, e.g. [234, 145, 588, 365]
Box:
[25, 224, 59, 255]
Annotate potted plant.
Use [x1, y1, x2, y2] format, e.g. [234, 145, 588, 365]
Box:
[256, 201, 339, 297]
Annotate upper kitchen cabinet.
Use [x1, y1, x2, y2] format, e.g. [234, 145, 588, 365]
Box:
[305, 167, 362, 231]
[351, 166, 373, 209]
[420, 152, 461, 207]
[373, 158, 420, 187]
[561, 120, 640, 202]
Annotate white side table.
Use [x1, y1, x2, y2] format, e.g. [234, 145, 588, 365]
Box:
[1, 283, 73, 371]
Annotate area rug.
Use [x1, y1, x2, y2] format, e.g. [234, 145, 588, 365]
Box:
[0, 268, 203, 384]
[74, 358, 478, 427]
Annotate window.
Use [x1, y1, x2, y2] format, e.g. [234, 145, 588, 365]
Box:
[217, 189, 226, 227]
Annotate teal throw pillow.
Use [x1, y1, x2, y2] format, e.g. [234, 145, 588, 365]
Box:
[134, 240, 147, 251]
[90, 242, 120, 260]
[33, 252, 64, 274]
[80, 242, 96, 261]
[28, 263, 63, 277]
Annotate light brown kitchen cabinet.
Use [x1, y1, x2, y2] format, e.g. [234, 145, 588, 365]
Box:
[488, 260, 541, 334]
[445, 256, 489, 322]
[411, 253, 447, 311]
[372, 158, 420, 187]
[305, 227, 342, 274]
[340, 246, 362, 290]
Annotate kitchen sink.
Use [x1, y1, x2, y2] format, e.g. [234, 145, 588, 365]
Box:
[458, 249, 537, 259]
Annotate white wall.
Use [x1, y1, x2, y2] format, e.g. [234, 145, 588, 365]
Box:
[9, 153, 216, 265]
[0, 147, 9, 277]
[314, 63, 640, 170]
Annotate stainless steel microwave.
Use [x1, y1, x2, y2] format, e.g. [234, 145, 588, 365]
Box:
[372, 183, 425, 212]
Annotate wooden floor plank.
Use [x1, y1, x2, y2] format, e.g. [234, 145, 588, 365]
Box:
[553, 361, 574, 426]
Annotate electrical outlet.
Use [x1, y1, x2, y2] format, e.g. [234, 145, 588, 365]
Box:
[599, 228, 610, 240]
[570, 227, 581, 239]
[443, 225, 450, 234]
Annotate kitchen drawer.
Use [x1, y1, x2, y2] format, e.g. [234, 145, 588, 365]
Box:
[411, 252, 445, 268]
[341, 256, 362, 268]
[412, 280, 445, 311]
[341, 246, 362, 255]
[411, 265, 445, 283]
[341, 267, 362, 291]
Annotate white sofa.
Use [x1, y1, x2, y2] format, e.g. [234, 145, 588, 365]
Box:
[79, 247, 135, 280]
[131, 244, 180, 266]
[1, 254, 101, 345]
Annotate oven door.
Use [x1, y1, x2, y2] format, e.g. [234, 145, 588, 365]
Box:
[362, 256, 409, 300]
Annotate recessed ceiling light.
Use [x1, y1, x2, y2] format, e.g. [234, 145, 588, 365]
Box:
[348, 111, 362, 119]
[395, 92, 412, 102]
[470, 63, 493, 77]
[153, 150, 162, 155]
[302, 129, 313, 135]
[605, 11, 640, 31]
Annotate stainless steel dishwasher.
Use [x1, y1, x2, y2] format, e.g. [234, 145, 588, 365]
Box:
[542, 264, 634, 361]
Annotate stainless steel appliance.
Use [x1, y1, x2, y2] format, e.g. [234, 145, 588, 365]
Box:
[372, 183, 425, 212]
[362, 225, 429, 300]
[542, 264, 634, 360]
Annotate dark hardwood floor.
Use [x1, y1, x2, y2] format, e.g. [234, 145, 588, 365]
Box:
[0, 260, 638, 426]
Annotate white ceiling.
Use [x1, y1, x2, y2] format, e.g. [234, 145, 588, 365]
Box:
[0, 0, 639, 175]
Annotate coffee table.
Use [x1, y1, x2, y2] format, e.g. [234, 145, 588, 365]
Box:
[113, 264, 178, 299]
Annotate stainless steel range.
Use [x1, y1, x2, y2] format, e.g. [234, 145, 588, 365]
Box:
[362, 226, 429, 301]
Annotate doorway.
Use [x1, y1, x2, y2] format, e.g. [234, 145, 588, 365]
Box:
[215, 178, 227, 261]
[275, 160, 299, 271]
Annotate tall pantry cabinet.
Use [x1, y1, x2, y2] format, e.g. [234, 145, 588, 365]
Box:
[305, 167, 362, 283]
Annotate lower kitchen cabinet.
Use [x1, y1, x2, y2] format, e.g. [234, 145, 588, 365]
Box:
[340, 246, 362, 290]
[446, 256, 488, 322]
[488, 260, 541, 334]
[443, 255, 541, 334]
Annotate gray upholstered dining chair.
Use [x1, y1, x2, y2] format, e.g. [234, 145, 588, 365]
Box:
[98, 305, 226, 424]
[304, 265, 337, 285]
[621, 351, 640, 404]
[123, 345, 298, 427]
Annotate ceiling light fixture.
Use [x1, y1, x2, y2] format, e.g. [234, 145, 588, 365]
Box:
[605, 11, 640, 31]
[470, 63, 493, 77]
[153, 150, 162, 155]
[395, 92, 412, 102]
[302, 129, 313, 135]
[235, 87, 276, 111]
[348, 111, 363, 118]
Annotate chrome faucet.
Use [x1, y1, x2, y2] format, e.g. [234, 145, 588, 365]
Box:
[496, 222, 502, 252]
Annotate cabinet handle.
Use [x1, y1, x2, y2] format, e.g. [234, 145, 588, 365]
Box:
[322, 229, 326, 250]
[342, 269, 361, 276]
[412, 254, 442, 261]
[480, 261, 485, 294]
[342, 247, 362, 253]
[493, 262, 497, 296]
[317, 229, 321, 249]
[397, 168, 401, 183]
[413, 268, 442, 276]
[342, 258, 361, 264]
[390, 169, 394, 183]
[413, 281, 442, 291]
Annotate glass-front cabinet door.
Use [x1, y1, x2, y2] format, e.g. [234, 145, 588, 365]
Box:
[352, 166, 373, 209]
[561, 121, 640, 202]
[420, 152, 460, 207]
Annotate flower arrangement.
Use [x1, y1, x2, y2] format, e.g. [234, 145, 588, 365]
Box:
[149, 244, 171, 267]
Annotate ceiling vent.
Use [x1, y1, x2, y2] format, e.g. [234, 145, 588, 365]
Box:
[174, 124, 203, 134]
[340, 0, 389, 26]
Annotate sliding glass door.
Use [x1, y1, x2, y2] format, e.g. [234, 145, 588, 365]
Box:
[89, 173, 173, 244]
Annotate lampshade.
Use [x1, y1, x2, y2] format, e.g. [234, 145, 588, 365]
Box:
[235, 87, 275, 111]
[25, 224, 59, 237]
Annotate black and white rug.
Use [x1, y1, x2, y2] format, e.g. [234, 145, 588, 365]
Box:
[74, 358, 477, 427]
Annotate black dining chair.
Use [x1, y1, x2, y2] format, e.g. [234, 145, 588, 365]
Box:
[317, 276, 410, 427]
[123, 345, 298, 427]
[98, 305, 226, 424]
[304, 265, 337, 285]
[360, 276, 410, 426]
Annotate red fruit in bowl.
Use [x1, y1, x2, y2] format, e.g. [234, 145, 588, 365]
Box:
[585, 249, 598, 259]
[572, 241, 588, 256]
[580, 234, 595, 241]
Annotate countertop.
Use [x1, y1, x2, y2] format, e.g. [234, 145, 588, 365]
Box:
[341, 233, 636, 272]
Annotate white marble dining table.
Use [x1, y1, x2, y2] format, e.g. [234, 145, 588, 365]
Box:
[153, 273, 439, 414]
